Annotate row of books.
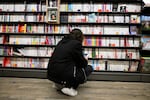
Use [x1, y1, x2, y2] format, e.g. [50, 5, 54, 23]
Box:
[83, 37, 140, 47]
[0, 57, 139, 71]
[8, 36, 63, 45]
[0, 47, 54, 57]
[0, 46, 139, 59]
[0, 35, 140, 47]
[0, 24, 46, 33]
[1, 57, 49, 68]
[60, 3, 141, 12]
[0, 3, 46, 12]
[61, 14, 140, 23]
[0, 14, 140, 24]
[84, 48, 140, 59]
[0, 3, 141, 13]
[89, 60, 139, 71]
[0, 15, 46, 22]
[0, 24, 138, 35]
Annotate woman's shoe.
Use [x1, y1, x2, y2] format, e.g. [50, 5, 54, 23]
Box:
[61, 87, 78, 96]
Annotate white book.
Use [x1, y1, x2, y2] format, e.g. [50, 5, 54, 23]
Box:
[44, 59, 49, 68]
[9, 36, 16, 44]
[26, 15, 36, 22]
[125, 16, 130, 23]
[134, 39, 140, 47]
[6, 4, 14, 11]
[23, 47, 38, 56]
[27, 4, 37, 12]
[122, 61, 129, 71]
[41, 4, 46, 11]
[88, 48, 92, 58]
[94, 4, 103, 12]
[15, 4, 25, 11]
[37, 47, 47, 56]
[117, 49, 122, 59]
[17, 58, 25, 68]
[99, 60, 105, 70]
[130, 61, 138, 71]
[127, 4, 141, 12]
[73, 4, 82, 12]
[39, 36, 46, 44]
[106, 4, 112, 12]
[114, 16, 124, 23]
[83, 3, 90, 12]
[38, 25, 44, 33]
[120, 27, 129, 35]
[109, 61, 123, 71]
[0, 4, 4, 11]
[60, 3, 67, 11]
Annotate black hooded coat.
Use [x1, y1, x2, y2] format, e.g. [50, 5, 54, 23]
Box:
[47, 35, 89, 84]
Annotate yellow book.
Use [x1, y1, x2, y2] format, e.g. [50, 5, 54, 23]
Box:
[24, 24, 27, 33]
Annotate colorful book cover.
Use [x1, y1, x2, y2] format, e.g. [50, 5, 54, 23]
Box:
[3, 57, 10, 67]
[68, 3, 73, 11]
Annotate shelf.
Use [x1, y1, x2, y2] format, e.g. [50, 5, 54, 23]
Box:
[140, 49, 150, 57]
[0, 44, 141, 49]
[61, 0, 142, 3]
[0, 33, 141, 37]
[0, 67, 47, 79]
[0, 55, 140, 61]
[84, 34, 141, 37]
[88, 58, 140, 61]
[141, 29, 150, 34]
[0, 22, 46, 24]
[0, 44, 56, 47]
[60, 11, 141, 15]
[61, 22, 141, 26]
[0, 0, 42, 3]
[141, 57, 150, 59]
[0, 33, 68, 36]
[1, 67, 150, 82]
[142, 48, 150, 51]
[83, 46, 141, 49]
[0, 55, 50, 58]
[0, 11, 46, 14]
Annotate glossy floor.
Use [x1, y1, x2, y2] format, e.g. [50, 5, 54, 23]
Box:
[0, 77, 150, 100]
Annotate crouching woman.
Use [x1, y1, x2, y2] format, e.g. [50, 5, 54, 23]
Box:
[47, 29, 93, 96]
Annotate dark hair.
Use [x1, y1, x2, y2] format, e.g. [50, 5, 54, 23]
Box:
[69, 28, 84, 43]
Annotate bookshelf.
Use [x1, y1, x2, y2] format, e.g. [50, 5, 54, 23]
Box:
[140, 3, 150, 74]
[0, 0, 150, 82]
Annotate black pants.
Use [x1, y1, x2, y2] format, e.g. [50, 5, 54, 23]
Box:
[65, 65, 93, 89]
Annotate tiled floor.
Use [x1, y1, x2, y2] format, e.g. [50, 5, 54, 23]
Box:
[0, 77, 150, 100]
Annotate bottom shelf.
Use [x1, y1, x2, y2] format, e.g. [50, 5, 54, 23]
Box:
[0, 67, 150, 82]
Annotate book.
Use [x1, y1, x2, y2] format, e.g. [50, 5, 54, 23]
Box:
[141, 57, 150, 72]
